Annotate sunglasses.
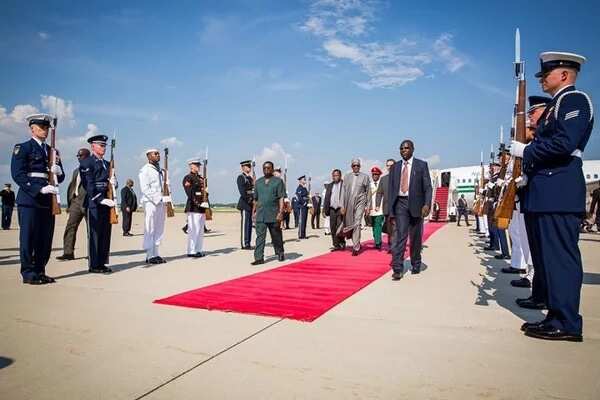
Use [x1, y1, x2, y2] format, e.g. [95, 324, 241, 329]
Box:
[351, 164, 360, 167]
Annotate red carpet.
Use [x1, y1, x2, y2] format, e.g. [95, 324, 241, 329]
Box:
[154, 222, 446, 322]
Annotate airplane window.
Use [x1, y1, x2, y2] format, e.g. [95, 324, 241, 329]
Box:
[595, 174, 599, 179]
[468, 179, 472, 183]
[462, 179, 466, 183]
[586, 174, 591, 179]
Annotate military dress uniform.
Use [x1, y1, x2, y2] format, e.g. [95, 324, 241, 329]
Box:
[513, 52, 593, 340]
[236, 160, 254, 249]
[139, 150, 167, 264]
[183, 160, 207, 257]
[80, 135, 115, 273]
[11, 114, 65, 284]
[296, 177, 309, 239]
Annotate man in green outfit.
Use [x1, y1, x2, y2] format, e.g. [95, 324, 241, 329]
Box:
[367, 166, 385, 250]
[251, 161, 286, 265]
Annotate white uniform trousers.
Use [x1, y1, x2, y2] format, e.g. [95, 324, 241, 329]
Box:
[508, 207, 532, 279]
[187, 212, 206, 255]
[323, 215, 330, 234]
[478, 215, 489, 236]
[143, 201, 165, 259]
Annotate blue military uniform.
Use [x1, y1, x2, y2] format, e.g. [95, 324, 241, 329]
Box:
[518, 52, 593, 339]
[296, 176, 309, 239]
[236, 160, 254, 249]
[80, 135, 113, 273]
[10, 114, 65, 284]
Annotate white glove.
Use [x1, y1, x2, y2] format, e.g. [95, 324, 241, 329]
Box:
[515, 175, 528, 188]
[109, 176, 118, 187]
[510, 140, 528, 158]
[478, 188, 484, 194]
[100, 199, 116, 207]
[41, 185, 58, 195]
[50, 164, 63, 176]
[496, 178, 505, 186]
[486, 182, 495, 190]
[162, 196, 172, 203]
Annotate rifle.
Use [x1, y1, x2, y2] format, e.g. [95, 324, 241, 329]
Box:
[308, 173, 314, 216]
[107, 133, 119, 224]
[201, 147, 213, 221]
[495, 28, 526, 230]
[163, 148, 175, 218]
[251, 156, 256, 185]
[473, 151, 485, 216]
[48, 113, 61, 215]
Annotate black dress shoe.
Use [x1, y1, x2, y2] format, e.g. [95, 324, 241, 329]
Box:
[511, 277, 531, 288]
[195, 252, 205, 258]
[156, 256, 167, 264]
[352, 249, 359, 256]
[39, 274, 56, 283]
[242, 246, 254, 250]
[56, 254, 75, 261]
[495, 254, 511, 260]
[89, 266, 112, 274]
[251, 259, 264, 265]
[517, 298, 547, 310]
[502, 266, 526, 274]
[521, 320, 546, 332]
[411, 267, 421, 274]
[375, 244, 382, 250]
[392, 272, 403, 280]
[23, 277, 46, 285]
[278, 254, 285, 262]
[524, 325, 583, 342]
[146, 257, 160, 264]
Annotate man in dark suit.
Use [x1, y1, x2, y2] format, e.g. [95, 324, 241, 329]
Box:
[57, 148, 90, 261]
[120, 178, 137, 236]
[0, 183, 15, 230]
[323, 169, 345, 250]
[310, 192, 322, 229]
[387, 140, 432, 280]
[376, 159, 396, 252]
[590, 182, 600, 231]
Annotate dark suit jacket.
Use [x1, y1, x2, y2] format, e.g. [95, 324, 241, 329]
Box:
[120, 186, 137, 212]
[376, 174, 391, 216]
[67, 169, 86, 210]
[387, 158, 432, 218]
[311, 195, 322, 214]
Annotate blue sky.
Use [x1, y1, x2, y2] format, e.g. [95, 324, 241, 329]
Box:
[1, 0, 599, 203]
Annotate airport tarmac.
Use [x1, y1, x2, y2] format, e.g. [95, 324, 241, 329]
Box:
[0, 211, 599, 399]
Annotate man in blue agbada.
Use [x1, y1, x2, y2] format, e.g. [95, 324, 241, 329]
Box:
[511, 52, 593, 342]
[11, 113, 65, 285]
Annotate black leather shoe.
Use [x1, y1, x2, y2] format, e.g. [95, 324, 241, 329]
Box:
[521, 320, 546, 332]
[23, 277, 46, 285]
[157, 257, 167, 264]
[278, 254, 285, 262]
[517, 298, 547, 310]
[242, 246, 254, 250]
[502, 266, 526, 274]
[146, 257, 161, 264]
[251, 259, 264, 265]
[39, 274, 56, 283]
[411, 267, 421, 274]
[392, 272, 403, 281]
[89, 266, 112, 274]
[495, 254, 511, 260]
[524, 325, 583, 342]
[195, 252, 205, 258]
[511, 277, 531, 288]
[56, 254, 75, 261]
[352, 249, 359, 256]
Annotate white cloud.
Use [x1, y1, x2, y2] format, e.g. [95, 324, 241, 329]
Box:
[38, 32, 49, 40]
[255, 143, 293, 168]
[425, 154, 441, 167]
[40, 95, 75, 126]
[302, 1, 466, 89]
[160, 136, 183, 147]
[10, 104, 39, 123]
[433, 33, 466, 73]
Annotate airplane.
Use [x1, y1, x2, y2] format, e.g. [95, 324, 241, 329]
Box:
[430, 159, 600, 221]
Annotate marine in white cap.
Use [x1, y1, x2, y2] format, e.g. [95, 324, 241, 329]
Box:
[511, 51, 593, 342]
[10, 113, 65, 284]
[139, 148, 167, 264]
[183, 158, 207, 258]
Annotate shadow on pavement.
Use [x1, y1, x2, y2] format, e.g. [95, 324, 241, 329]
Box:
[0, 356, 14, 369]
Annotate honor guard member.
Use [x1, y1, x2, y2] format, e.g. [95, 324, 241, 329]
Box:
[80, 134, 117, 274]
[183, 159, 207, 257]
[237, 160, 254, 249]
[11, 114, 65, 284]
[139, 149, 167, 264]
[511, 52, 593, 342]
[296, 175, 309, 239]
